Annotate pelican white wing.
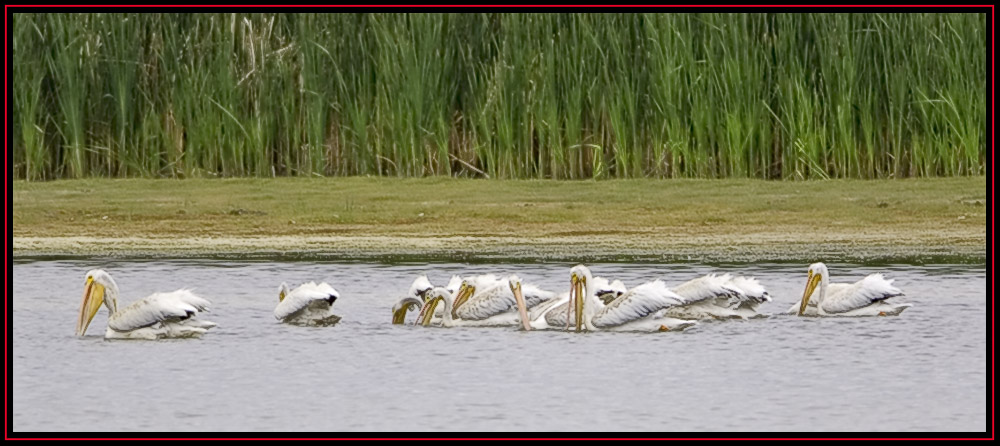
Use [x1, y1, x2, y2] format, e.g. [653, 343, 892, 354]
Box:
[107, 289, 212, 332]
[274, 282, 341, 325]
[672, 274, 740, 302]
[531, 292, 570, 328]
[542, 294, 595, 329]
[666, 273, 772, 319]
[415, 287, 518, 328]
[816, 274, 905, 315]
[446, 274, 555, 325]
[724, 275, 772, 318]
[660, 274, 738, 320]
[454, 282, 516, 320]
[591, 280, 689, 328]
[520, 283, 556, 309]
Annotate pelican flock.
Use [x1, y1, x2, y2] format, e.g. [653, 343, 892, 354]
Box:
[411, 274, 537, 328]
[74, 261, 911, 340]
[395, 263, 909, 332]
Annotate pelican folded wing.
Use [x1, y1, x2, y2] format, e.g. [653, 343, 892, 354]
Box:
[820, 274, 904, 314]
[107, 290, 211, 332]
[591, 280, 685, 328]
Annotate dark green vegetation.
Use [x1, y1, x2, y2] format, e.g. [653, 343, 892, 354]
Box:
[12, 13, 986, 181]
[13, 178, 986, 262]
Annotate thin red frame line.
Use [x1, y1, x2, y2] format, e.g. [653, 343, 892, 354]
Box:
[3, 4, 994, 440]
[7, 441, 995, 442]
[6, 4, 9, 441]
[1, 4, 997, 7]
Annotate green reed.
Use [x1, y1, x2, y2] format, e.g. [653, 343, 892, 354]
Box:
[10, 12, 986, 180]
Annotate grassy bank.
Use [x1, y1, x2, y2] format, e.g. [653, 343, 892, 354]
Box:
[13, 177, 986, 262]
[12, 13, 986, 180]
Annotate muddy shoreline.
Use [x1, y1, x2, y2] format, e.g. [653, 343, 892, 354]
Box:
[13, 234, 985, 264]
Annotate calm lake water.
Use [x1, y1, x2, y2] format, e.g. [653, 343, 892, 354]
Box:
[12, 259, 986, 432]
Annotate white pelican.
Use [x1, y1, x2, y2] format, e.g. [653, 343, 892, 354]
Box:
[517, 275, 630, 330]
[274, 281, 342, 326]
[391, 296, 424, 324]
[515, 265, 702, 333]
[663, 273, 772, 320]
[448, 274, 555, 324]
[790, 262, 911, 317]
[75, 269, 216, 340]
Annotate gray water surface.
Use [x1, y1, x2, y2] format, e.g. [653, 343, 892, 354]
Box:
[12, 260, 987, 432]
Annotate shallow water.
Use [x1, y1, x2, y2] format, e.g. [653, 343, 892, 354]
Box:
[12, 260, 987, 432]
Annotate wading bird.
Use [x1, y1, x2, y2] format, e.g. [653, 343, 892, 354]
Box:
[75, 269, 216, 339]
[789, 262, 911, 317]
[274, 281, 342, 326]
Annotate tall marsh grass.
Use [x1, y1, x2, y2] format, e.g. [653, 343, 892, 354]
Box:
[11, 12, 987, 180]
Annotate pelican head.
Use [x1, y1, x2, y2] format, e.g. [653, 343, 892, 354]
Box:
[408, 275, 434, 302]
[391, 296, 424, 324]
[450, 279, 477, 319]
[76, 269, 120, 337]
[569, 265, 594, 332]
[416, 287, 454, 327]
[798, 262, 830, 316]
[609, 280, 627, 296]
[594, 277, 627, 305]
[278, 282, 290, 302]
[507, 274, 521, 293]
